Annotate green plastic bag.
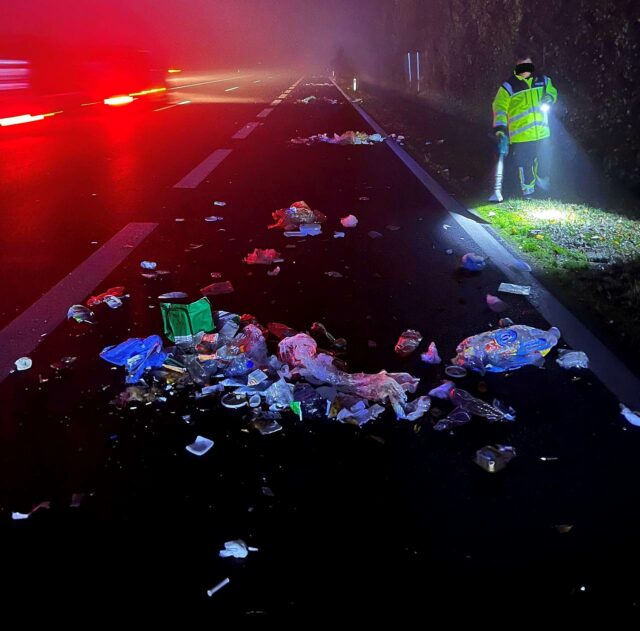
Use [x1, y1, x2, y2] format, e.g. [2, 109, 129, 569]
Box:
[160, 297, 214, 343]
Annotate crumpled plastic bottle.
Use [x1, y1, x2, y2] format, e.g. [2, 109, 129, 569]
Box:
[395, 329, 423, 357]
[453, 325, 561, 374]
[449, 388, 506, 422]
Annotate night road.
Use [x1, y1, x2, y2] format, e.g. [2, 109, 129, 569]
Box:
[1, 67, 640, 620]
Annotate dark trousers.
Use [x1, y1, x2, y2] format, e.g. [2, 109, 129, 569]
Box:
[511, 138, 549, 194]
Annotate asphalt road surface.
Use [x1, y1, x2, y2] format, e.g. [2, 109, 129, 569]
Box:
[0, 70, 638, 619]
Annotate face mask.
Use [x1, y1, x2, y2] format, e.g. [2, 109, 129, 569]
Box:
[515, 62, 534, 75]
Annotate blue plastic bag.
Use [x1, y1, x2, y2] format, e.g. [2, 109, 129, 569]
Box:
[100, 335, 167, 383]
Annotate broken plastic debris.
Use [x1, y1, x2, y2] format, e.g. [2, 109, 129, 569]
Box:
[498, 317, 515, 327]
[620, 404, 640, 427]
[445, 249, 454, 255]
[14, 357, 32, 371]
[395, 329, 423, 357]
[185, 435, 214, 456]
[486, 294, 508, 313]
[267, 266, 281, 277]
[213, 200, 226, 206]
[67, 304, 95, 324]
[243, 248, 284, 265]
[451, 388, 507, 422]
[444, 366, 467, 378]
[219, 540, 258, 559]
[492, 399, 517, 421]
[462, 253, 486, 271]
[205, 216, 224, 222]
[290, 131, 384, 146]
[498, 282, 531, 296]
[556, 349, 589, 370]
[334, 231, 345, 238]
[252, 417, 283, 435]
[453, 325, 560, 374]
[207, 578, 230, 597]
[368, 231, 383, 239]
[420, 342, 441, 364]
[140, 261, 157, 270]
[12, 511, 30, 520]
[429, 380, 455, 399]
[51, 356, 76, 370]
[158, 292, 188, 300]
[201, 281, 235, 296]
[325, 271, 343, 278]
[474, 445, 516, 472]
[433, 407, 472, 431]
[340, 214, 358, 228]
[386, 225, 400, 231]
[100, 335, 167, 383]
[104, 295, 123, 309]
[359, 196, 370, 201]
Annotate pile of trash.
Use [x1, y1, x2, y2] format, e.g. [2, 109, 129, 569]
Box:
[269, 200, 326, 231]
[295, 95, 338, 105]
[99, 304, 434, 428]
[290, 131, 384, 146]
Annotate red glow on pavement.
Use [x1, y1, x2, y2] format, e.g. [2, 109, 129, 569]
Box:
[103, 95, 135, 106]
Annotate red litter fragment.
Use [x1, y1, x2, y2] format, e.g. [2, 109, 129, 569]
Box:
[201, 281, 234, 296]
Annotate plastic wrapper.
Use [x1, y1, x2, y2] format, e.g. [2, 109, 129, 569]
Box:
[395, 329, 423, 357]
[556, 349, 589, 369]
[278, 333, 318, 367]
[421, 342, 441, 364]
[100, 335, 167, 383]
[452, 325, 560, 374]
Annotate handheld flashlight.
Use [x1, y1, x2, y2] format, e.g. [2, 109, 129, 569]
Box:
[540, 103, 551, 113]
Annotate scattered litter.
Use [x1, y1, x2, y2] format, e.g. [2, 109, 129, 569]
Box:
[433, 407, 472, 431]
[443, 224, 451, 230]
[334, 231, 345, 238]
[185, 435, 214, 456]
[205, 216, 224, 222]
[219, 539, 258, 558]
[175, 218, 185, 222]
[243, 248, 284, 265]
[290, 131, 384, 146]
[284, 223, 322, 237]
[498, 282, 531, 296]
[210, 272, 223, 278]
[444, 366, 467, 378]
[556, 349, 589, 370]
[201, 281, 235, 296]
[270, 201, 326, 231]
[311, 322, 347, 350]
[158, 292, 188, 300]
[12, 512, 30, 520]
[498, 317, 514, 327]
[620, 404, 640, 427]
[185, 243, 204, 251]
[207, 578, 230, 597]
[253, 417, 283, 434]
[140, 261, 157, 270]
[420, 342, 441, 364]
[368, 231, 383, 239]
[359, 196, 370, 201]
[325, 271, 343, 278]
[267, 266, 281, 276]
[555, 525, 574, 534]
[214, 201, 226, 206]
[474, 445, 516, 472]
[51, 356, 77, 370]
[386, 225, 400, 231]
[395, 329, 422, 357]
[67, 304, 95, 324]
[295, 95, 338, 105]
[462, 253, 486, 271]
[70, 493, 84, 508]
[340, 214, 358, 228]
[445, 249, 454, 255]
[453, 325, 560, 374]
[486, 294, 508, 313]
[14, 357, 32, 371]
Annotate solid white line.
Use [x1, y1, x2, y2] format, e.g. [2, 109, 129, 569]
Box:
[225, 86, 240, 92]
[270, 99, 282, 106]
[232, 122, 260, 139]
[173, 149, 232, 189]
[256, 108, 274, 118]
[0, 222, 158, 381]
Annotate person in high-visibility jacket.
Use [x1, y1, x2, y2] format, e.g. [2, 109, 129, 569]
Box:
[492, 54, 558, 196]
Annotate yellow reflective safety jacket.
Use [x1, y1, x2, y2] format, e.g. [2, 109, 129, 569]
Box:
[492, 73, 558, 144]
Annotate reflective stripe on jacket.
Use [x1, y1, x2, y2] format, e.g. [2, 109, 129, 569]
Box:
[492, 73, 558, 143]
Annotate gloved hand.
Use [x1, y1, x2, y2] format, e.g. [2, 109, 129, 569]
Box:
[495, 131, 509, 156]
[541, 95, 554, 105]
